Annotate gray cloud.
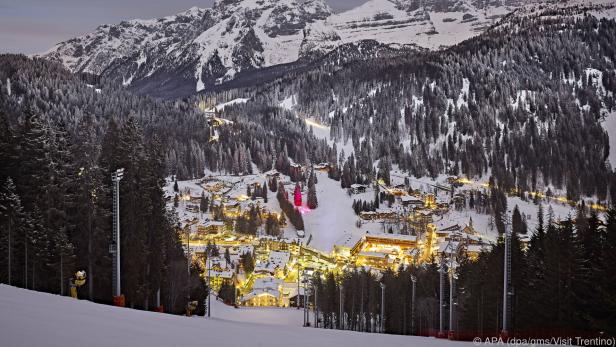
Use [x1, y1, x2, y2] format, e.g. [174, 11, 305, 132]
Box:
[0, 0, 368, 54]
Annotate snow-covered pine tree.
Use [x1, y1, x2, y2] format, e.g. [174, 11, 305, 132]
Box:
[307, 168, 318, 209]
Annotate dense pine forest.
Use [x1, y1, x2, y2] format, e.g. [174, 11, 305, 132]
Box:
[312, 206, 616, 338]
[219, 9, 616, 201]
[0, 56, 213, 313]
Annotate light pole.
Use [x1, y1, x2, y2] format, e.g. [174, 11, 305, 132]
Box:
[207, 249, 211, 318]
[448, 261, 455, 340]
[314, 281, 318, 328]
[303, 277, 309, 327]
[339, 284, 344, 330]
[439, 255, 444, 337]
[187, 226, 190, 276]
[501, 222, 512, 339]
[110, 168, 124, 306]
[297, 267, 301, 310]
[411, 275, 417, 335]
[380, 282, 386, 333]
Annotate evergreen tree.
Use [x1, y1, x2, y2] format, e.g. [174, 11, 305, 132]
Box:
[200, 192, 209, 213]
[307, 168, 318, 209]
[0, 178, 26, 286]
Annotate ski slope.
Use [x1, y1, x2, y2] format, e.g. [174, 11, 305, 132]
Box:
[0, 285, 471, 347]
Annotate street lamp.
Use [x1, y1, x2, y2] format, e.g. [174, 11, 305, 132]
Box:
[297, 266, 301, 310]
[313, 280, 318, 328]
[448, 261, 456, 340]
[438, 255, 445, 337]
[110, 168, 124, 306]
[380, 282, 386, 333]
[207, 248, 212, 318]
[410, 275, 417, 335]
[501, 221, 512, 339]
[339, 284, 344, 330]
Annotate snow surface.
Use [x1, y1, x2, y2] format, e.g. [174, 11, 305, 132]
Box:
[0, 285, 472, 347]
[601, 111, 616, 167]
[301, 171, 363, 252]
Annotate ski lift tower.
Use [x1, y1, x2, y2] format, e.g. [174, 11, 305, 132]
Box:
[110, 168, 125, 306]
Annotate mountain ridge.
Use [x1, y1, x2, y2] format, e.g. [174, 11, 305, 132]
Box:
[40, 0, 616, 98]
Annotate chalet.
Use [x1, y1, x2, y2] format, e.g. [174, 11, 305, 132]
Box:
[351, 233, 418, 259]
[313, 162, 330, 172]
[350, 184, 368, 194]
[223, 202, 241, 217]
[435, 224, 461, 238]
[359, 208, 399, 221]
[355, 251, 394, 269]
[265, 169, 281, 179]
[254, 251, 290, 277]
[400, 195, 424, 207]
[185, 204, 200, 213]
[208, 270, 235, 291]
[240, 276, 282, 307]
[464, 244, 491, 260]
[189, 194, 203, 204]
[198, 220, 225, 235]
[424, 194, 436, 208]
[518, 234, 531, 251]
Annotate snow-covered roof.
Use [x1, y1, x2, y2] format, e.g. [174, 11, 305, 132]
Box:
[210, 270, 234, 279]
[466, 244, 491, 253]
[358, 251, 390, 259]
[364, 233, 417, 243]
[203, 220, 225, 228]
[438, 241, 460, 254]
[401, 195, 423, 203]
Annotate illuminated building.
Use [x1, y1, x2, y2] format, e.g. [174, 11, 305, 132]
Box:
[207, 270, 235, 291]
[350, 233, 420, 269]
[198, 221, 225, 235]
[240, 276, 282, 307]
[424, 194, 436, 208]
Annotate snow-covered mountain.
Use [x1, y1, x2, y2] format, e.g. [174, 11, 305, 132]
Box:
[40, 0, 616, 97]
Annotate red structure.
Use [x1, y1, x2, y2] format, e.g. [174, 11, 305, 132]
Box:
[294, 182, 302, 206]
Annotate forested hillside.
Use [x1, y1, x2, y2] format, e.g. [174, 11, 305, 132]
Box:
[0, 54, 334, 310]
[232, 8, 616, 201]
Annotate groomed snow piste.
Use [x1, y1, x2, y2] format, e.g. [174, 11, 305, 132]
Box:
[0, 285, 472, 347]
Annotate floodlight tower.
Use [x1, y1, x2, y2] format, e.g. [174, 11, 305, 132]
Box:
[110, 168, 124, 305]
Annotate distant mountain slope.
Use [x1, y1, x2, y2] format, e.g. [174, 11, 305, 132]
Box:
[40, 0, 615, 97]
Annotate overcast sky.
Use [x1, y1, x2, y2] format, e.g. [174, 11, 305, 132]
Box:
[0, 0, 369, 54]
